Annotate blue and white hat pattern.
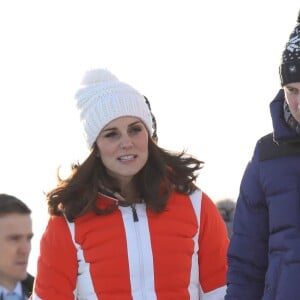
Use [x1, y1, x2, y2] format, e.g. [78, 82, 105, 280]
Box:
[280, 10, 300, 86]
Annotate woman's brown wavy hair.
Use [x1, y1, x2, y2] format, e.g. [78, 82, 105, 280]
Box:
[47, 137, 203, 221]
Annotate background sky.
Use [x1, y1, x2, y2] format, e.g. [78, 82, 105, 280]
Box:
[0, 0, 299, 275]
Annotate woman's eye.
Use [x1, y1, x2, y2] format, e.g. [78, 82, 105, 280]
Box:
[130, 126, 142, 134]
[104, 131, 118, 138]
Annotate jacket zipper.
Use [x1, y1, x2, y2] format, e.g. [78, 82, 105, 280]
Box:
[130, 203, 139, 222]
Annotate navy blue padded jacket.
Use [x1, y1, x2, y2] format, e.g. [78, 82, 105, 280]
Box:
[226, 89, 300, 300]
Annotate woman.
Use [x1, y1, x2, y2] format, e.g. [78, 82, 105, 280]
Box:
[32, 68, 228, 300]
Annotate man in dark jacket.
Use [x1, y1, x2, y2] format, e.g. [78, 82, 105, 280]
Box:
[0, 194, 34, 299]
[225, 10, 300, 300]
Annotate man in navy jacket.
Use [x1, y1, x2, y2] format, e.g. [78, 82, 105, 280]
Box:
[226, 10, 300, 300]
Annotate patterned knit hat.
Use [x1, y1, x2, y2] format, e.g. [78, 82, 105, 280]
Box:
[279, 10, 300, 86]
[75, 69, 153, 149]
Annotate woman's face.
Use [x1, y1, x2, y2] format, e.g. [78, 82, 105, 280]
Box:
[284, 82, 300, 123]
[96, 116, 149, 186]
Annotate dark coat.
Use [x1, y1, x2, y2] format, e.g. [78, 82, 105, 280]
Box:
[226, 89, 300, 300]
[22, 273, 34, 298]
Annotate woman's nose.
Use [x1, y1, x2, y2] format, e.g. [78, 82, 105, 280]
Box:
[120, 136, 133, 149]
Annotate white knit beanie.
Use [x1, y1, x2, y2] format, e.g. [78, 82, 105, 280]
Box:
[75, 69, 153, 149]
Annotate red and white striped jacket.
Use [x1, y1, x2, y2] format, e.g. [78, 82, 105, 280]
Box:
[32, 189, 228, 300]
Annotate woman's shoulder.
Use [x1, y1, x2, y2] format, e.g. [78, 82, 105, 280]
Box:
[43, 214, 72, 239]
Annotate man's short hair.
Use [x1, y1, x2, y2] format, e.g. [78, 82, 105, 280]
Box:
[0, 194, 31, 216]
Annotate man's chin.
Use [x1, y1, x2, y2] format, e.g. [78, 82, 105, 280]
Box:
[13, 269, 28, 281]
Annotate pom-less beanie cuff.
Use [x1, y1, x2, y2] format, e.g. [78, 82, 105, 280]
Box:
[280, 61, 300, 86]
[75, 69, 153, 149]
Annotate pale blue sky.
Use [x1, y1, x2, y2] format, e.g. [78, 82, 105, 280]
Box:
[0, 0, 299, 274]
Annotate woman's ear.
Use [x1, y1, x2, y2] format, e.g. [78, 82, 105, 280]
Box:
[152, 134, 158, 143]
[91, 144, 100, 157]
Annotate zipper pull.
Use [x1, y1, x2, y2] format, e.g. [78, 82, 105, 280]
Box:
[131, 204, 139, 222]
